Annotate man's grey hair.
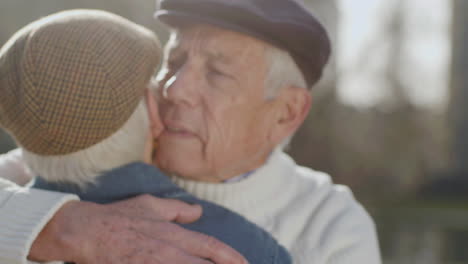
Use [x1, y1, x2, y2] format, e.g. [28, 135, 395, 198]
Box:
[264, 45, 308, 148]
[22, 100, 149, 188]
[265, 45, 308, 98]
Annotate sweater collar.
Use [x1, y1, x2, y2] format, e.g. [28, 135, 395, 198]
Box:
[170, 149, 295, 209]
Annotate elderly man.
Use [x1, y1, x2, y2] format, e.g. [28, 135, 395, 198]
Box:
[0, 8, 294, 264]
[150, 0, 381, 262]
[0, 0, 381, 264]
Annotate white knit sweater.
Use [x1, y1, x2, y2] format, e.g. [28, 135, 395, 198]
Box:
[0, 149, 381, 264]
[171, 150, 382, 264]
[0, 150, 78, 264]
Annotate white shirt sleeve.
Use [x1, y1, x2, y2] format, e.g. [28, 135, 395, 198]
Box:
[0, 152, 78, 264]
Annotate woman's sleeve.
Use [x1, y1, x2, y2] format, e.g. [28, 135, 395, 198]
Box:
[0, 176, 78, 264]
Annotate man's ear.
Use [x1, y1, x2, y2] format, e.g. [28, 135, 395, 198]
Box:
[145, 88, 164, 138]
[269, 85, 311, 144]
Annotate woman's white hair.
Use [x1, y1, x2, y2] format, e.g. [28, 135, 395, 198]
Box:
[22, 100, 149, 188]
[264, 45, 308, 148]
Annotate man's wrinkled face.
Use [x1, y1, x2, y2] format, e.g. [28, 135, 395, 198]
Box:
[155, 24, 278, 182]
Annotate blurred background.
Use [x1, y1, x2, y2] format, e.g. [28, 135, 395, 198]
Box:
[0, 0, 466, 263]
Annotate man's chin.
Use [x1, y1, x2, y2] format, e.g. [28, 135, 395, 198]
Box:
[155, 153, 202, 178]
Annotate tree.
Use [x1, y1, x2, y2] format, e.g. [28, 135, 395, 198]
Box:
[450, 0, 468, 172]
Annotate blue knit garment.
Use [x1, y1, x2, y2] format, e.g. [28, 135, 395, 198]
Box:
[33, 162, 292, 264]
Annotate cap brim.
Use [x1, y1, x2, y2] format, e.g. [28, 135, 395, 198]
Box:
[155, 10, 282, 49]
[154, 6, 330, 87]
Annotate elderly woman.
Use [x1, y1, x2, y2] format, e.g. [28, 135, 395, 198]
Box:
[0, 9, 290, 264]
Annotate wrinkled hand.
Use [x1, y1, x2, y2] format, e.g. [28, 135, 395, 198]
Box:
[29, 194, 247, 264]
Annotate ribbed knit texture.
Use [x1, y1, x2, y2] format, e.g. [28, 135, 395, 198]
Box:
[0, 179, 78, 264]
[172, 150, 382, 264]
[0, 149, 381, 263]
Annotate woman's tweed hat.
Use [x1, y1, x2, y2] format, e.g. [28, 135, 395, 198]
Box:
[0, 9, 162, 155]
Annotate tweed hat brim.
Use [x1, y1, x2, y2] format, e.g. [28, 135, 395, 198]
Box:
[0, 10, 162, 155]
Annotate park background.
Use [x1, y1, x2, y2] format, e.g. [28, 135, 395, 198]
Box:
[0, 0, 466, 263]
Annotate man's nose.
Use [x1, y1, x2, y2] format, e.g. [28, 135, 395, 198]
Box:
[161, 65, 200, 107]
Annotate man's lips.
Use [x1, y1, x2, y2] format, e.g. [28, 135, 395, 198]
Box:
[162, 121, 197, 138]
[163, 127, 194, 137]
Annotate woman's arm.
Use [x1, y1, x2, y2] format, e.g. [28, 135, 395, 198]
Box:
[0, 148, 34, 186]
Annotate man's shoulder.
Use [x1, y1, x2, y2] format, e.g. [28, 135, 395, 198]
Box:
[293, 164, 334, 189]
[260, 152, 381, 262]
[281, 153, 351, 200]
[293, 165, 374, 227]
[280, 154, 380, 261]
[285, 156, 371, 225]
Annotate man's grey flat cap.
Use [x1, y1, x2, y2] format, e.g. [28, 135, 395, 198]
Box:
[155, 0, 331, 87]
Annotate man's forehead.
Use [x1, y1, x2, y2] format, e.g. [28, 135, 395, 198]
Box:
[169, 24, 268, 61]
